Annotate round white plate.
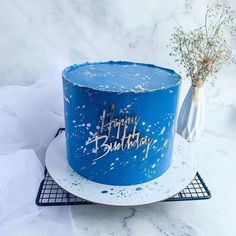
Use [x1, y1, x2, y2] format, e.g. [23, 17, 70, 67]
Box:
[45, 132, 197, 206]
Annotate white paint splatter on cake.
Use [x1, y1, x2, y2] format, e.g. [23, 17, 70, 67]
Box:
[159, 127, 166, 135]
[64, 96, 70, 103]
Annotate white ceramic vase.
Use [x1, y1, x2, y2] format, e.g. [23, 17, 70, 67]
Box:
[177, 85, 205, 142]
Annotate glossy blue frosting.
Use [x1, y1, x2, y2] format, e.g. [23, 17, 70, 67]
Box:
[62, 61, 181, 186]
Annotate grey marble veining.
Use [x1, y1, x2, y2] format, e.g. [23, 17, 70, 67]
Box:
[1, 0, 235, 87]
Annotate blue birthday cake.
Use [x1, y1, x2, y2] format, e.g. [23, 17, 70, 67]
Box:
[62, 61, 181, 186]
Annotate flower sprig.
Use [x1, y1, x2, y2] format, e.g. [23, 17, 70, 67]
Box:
[169, 2, 236, 87]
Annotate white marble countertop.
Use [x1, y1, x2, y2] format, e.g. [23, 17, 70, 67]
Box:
[0, 1, 236, 235]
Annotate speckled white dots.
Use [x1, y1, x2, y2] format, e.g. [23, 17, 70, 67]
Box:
[159, 127, 166, 135]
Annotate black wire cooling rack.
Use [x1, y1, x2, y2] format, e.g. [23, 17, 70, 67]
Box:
[35, 128, 211, 206]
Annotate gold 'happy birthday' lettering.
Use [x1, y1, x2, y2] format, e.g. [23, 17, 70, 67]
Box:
[85, 104, 153, 161]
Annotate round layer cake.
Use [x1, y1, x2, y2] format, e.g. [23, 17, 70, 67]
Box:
[62, 61, 181, 186]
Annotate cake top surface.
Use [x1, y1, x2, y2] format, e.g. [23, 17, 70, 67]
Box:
[62, 61, 181, 93]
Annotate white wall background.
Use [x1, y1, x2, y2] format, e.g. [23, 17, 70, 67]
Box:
[0, 0, 235, 86]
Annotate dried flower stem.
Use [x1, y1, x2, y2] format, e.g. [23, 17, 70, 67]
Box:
[169, 1, 236, 86]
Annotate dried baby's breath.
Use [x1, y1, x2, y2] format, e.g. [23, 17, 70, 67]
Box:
[169, 2, 236, 86]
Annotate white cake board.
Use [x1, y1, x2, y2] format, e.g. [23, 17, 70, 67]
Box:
[45, 132, 197, 206]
